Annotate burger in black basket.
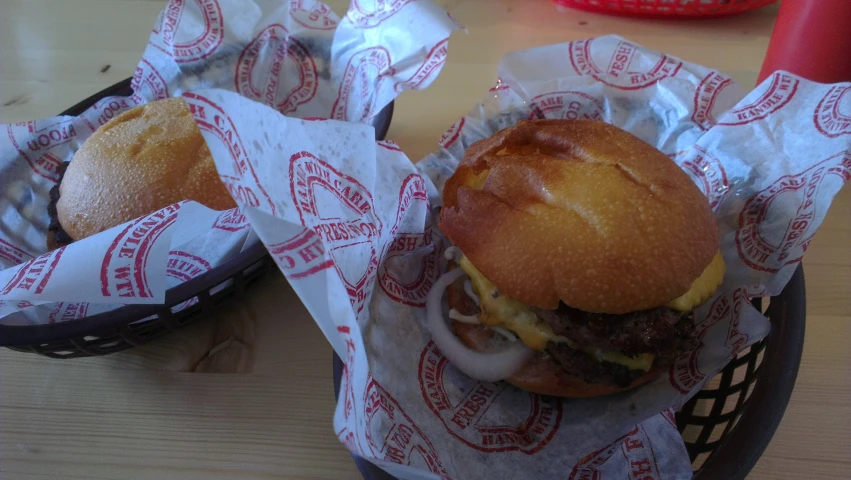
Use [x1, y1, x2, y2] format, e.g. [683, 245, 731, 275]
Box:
[426, 119, 725, 398]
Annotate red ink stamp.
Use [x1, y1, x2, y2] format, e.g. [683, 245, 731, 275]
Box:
[290, 0, 338, 30]
[0, 238, 34, 267]
[149, 0, 224, 64]
[80, 96, 146, 132]
[569, 425, 660, 480]
[331, 47, 392, 123]
[6, 119, 78, 183]
[167, 250, 212, 311]
[289, 151, 383, 314]
[438, 118, 465, 150]
[336, 325, 358, 422]
[100, 204, 180, 298]
[184, 93, 277, 216]
[717, 73, 798, 126]
[418, 341, 562, 453]
[394, 39, 449, 92]
[569, 432, 627, 480]
[529, 90, 604, 121]
[377, 140, 402, 152]
[268, 228, 334, 280]
[673, 146, 729, 211]
[378, 174, 439, 307]
[48, 302, 89, 324]
[736, 152, 851, 273]
[0, 300, 35, 311]
[364, 377, 448, 475]
[814, 85, 851, 138]
[212, 208, 249, 232]
[1, 247, 65, 296]
[569, 38, 682, 90]
[347, 0, 414, 28]
[692, 71, 736, 130]
[235, 24, 318, 115]
[661, 408, 677, 428]
[337, 427, 364, 457]
[489, 78, 509, 92]
[131, 59, 170, 101]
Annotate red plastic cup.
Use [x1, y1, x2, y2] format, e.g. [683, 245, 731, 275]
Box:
[758, 0, 851, 84]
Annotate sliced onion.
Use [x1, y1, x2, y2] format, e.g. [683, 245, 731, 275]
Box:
[427, 269, 534, 382]
[449, 309, 480, 324]
[443, 246, 463, 262]
[490, 326, 517, 341]
[463, 279, 480, 305]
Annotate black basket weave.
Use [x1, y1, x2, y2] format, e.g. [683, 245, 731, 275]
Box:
[0, 78, 394, 358]
[333, 264, 806, 479]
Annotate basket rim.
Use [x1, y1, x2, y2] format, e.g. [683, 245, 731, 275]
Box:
[552, 0, 779, 19]
[0, 77, 394, 347]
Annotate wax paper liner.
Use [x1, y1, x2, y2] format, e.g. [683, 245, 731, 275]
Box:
[0, 0, 458, 326]
[179, 34, 849, 480]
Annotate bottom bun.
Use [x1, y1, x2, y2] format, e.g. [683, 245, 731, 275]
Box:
[447, 267, 661, 398]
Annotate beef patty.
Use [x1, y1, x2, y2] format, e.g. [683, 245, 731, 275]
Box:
[449, 273, 699, 388]
[533, 304, 698, 358]
[536, 304, 699, 387]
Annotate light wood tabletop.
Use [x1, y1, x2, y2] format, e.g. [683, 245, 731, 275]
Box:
[1, 1, 849, 479]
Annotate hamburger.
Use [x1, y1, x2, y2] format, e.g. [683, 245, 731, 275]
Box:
[48, 97, 235, 247]
[427, 119, 725, 398]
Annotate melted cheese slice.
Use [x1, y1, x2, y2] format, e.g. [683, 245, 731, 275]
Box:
[666, 252, 726, 311]
[459, 256, 654, 372]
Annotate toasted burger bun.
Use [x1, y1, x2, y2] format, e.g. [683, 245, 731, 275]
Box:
[446, 271, 661, 398]
[440, 119, 719, 315]
[56, 97, 236, 241]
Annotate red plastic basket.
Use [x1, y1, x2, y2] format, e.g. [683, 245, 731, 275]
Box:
[553, 0, 778, 18]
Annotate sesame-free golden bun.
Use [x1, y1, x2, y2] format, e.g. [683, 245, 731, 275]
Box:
[440, 119, 719, 315]
[56, 97, 236, 241]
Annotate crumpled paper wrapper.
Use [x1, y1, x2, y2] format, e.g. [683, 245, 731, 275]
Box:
[183, 35, 848, 480]
[0, 0, 457, 325]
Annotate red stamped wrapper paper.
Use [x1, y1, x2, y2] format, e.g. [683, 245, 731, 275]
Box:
[6, 119, 79, 183]
[346, 0, 415, 28]
[148, 0, 224, 64]
[418, 341, 562, 454]
[235, 24, 318, 115]
[331, 47, 394, 123]
[167, 250, 213, 312]
[568, 38, 683, 90]
[290, 151, 383, 314]
[378, 174, 440, 308]
[100, 204, 180, 299]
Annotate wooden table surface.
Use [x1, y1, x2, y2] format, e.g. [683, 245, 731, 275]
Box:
[1, 1, 849, 479]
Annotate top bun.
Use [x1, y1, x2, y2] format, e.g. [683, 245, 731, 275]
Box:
[440, 119, 719, 314]
[57, 97, 236, 240]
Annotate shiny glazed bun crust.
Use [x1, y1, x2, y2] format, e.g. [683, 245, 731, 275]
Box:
[57, 97, 236, 241]
[446, 272, 661, 398]
[440, 119, 719, 315]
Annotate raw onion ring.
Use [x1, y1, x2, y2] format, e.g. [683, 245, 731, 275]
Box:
[426, 269, 533, 382]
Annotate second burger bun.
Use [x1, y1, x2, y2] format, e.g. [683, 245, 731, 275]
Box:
[440, 119, 719, 315]
[57, 97, 236, 241]
[446, 268, 661, 398]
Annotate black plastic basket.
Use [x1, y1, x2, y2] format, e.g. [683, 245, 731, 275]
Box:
[333, 264, 806, 479]
[0, 78, 394, 358]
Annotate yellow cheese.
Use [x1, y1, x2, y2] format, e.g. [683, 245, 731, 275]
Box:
[589, 348, 654, 372]
[458, 256, 654, 372]
[667, 252, 726, 311]
[460, 256, 553, 350]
